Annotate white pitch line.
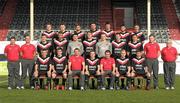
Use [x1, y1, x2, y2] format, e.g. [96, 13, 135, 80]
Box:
[0, 80, 8, 84]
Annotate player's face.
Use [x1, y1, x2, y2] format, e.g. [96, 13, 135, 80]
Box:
[90, 24, 96, 30]
[74, 50, 80, 56]
[41, 36, 47, 42]
[72, 35, 78, 41]
[57, 50, 62, 56]
[25, 36, 31, 43]
[87, 32, 92, 39]
[60, 25, 66, 31]
[136, 52, 142, 57]
[132, 35, 138, 41]
[90, 52, 96, 58]
[105, 24, 111, 30]
[46, 25, 52, 31]
[134, 25, 140, 31]
[101, 34, 107, 41]
[75, 25, 81, 31]
[41, 51, 48, 58]
[121, 51, 126, 57]
[167, 42, 172, 47]
[10, 39, 16, 45]
[105, 52, 111, 58]
[115, 34, 121, 40]
[149, 36, 155, 42]
[121, 26, 126, 31]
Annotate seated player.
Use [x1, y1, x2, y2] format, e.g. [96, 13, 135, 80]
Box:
[131, 50, 151, 90]
[115, 50, 131, 90]
[100, 50, 116, 90]
[33, 49, 52, 90]
[84, 51, 101, 89]
[51, 48, 68, 89]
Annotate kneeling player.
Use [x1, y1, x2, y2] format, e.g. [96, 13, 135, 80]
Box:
[51, 48, 68, 89]
[33, 49, 52, 89]
[85, 51, 101, 89]
[131, 50, 151, 90]
[115, 50, 131, 90]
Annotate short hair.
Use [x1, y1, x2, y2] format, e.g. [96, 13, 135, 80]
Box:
[149, 34, 155, 38]
[41, 49, 48, 52]
[89, 22, 96, 26]
[105, 22, 110, 25]
[89, 50, 95, 54]
[105, 50, 111, 54]
[56, 47, 63, 51]
[10, 36, 16, 40]
[41, 34, 46, 37]
[74, 48, 80, 51]
[59, 22, 66, 26]
[167, 39, 172, 44]
[136, 50, 142, 53]
[75, 23, 81, 27]
[71, 34, 78, 39]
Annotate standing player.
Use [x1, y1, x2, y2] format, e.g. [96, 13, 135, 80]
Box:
[51, 48, 68, 88]
[84, 51, 101, 89]
[42, 23, 57, 42]
[20, 35, 36, 89]
[131, 50, 151, 90]
[101, 22, 115, 42]
[112, 33, 127, 58]
[68, 48, 85, 90]
[100, 50, 116, 90]
[52, 32, 68, 56]
[67, 34, 84, 56]
[96, 33, 112, 58]
[72, 24, 85, 42]
[117, 25, 130, 43]
[83, 32, 97, 58]
[4, 37, 21, 90]
[37, 34, 52, 57]
[144, 34, 160, 89]
[161, 40, 178, 90]
[115, 50, 131, 90]
[127, 34, 143, 59]
[58, 23, 71, 41]
[33, 49, 52, 89]
[88, 23, 101, 40]
[130, 25, 145, 43]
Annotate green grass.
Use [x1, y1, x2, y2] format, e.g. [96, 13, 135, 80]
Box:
[0, 75, 180, 103]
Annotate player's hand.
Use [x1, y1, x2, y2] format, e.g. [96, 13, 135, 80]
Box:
[112, 71, 116, 75]
[69, 70, 72, 74]
[96, 71, 101, 75]
[81, 71, 84, 75]
[116, 72, 120, 77]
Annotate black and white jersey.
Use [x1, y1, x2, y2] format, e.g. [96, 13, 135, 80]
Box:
[72, 31, 85, 42]
[119, 31, 130, 43]
[37, 41, 52, 56]
[85, 58, 99, 72]
[116, 57, 130, 72]
[42, 31, 57, 42]
[131, 57, 146, 72]
[101, 30, 115, 42]
[52, 55, 67, 72]
[52, 38, 68, 55]
[127, 41, 143, 57]
[89, 29, 101, 40]
[36, 56, 52, 71]
[112, 40, 127, 58]
[58, 31, 71, 41]
[83, 39, 97, 57]
[130, 31, 145, 43]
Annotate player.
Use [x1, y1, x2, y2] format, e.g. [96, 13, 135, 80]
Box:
[117, 25, 130, 43]
[101, 22, 115, 42]
[58, 23, 71, 41]
[88, 23, 101, 40]
[72, 24, 85, 42]
[130, 25, 145, 43]
[42, 23, 57, 42]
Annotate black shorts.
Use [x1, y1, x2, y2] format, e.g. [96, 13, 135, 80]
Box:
[119, 70, 127, 76]
[135, 70, 146, 75]
[89, 71, 96, 76]
[38, 71, 48, 77]
[56, 70, 63, 74]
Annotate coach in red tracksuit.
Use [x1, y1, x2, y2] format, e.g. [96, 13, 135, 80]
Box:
[144, 34, 160, 89]
[4, 37, 21, 90]
[20, 35, 36, 89]
[161, 40, 178, 90]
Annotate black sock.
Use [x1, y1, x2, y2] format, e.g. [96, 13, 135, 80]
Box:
[121, 79, 125, 87]
[138, 79, 141, 85]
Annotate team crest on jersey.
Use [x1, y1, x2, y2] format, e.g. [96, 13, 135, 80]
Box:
[42, 31, 55, 38]
[54, 39, 67, 46]
[128, 42, 142, 49]
[38, 57, 50, 64]
[86, 59, 99, 65]
[132, 58, 145, 64]
[112, 41, 126, 48]
[37, 42, 51, 49]
[116, 58, 129, 65]
[53, 56, 66, 64]
[83, 40, 96, 46]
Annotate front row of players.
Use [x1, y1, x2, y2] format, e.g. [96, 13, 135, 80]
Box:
[34, 48, 151, 90]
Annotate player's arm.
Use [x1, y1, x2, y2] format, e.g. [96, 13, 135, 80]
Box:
[112, 63, 116, 75]
[34, 64, 38, 74]
[85, 65, 89, 75]
[100, 64, 104, 74]
[68, 61, 72, 74]
[48, 64, 53, 74]
[81, 62, 85, 74]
